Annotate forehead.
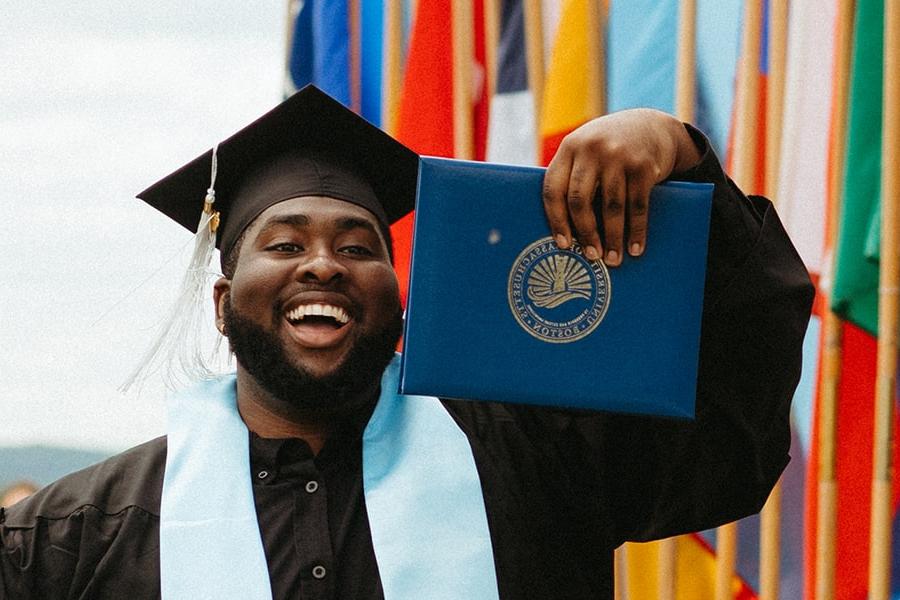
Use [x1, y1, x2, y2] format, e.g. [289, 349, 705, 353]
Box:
[247, 195, 385, 237]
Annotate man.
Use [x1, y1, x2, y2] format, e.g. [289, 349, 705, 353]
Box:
[0, 86, 813, 599]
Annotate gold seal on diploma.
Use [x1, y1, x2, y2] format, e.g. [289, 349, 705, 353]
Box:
[507, 237, 611, 343]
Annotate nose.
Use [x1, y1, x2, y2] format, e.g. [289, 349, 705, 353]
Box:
[297, 250, 348, 283]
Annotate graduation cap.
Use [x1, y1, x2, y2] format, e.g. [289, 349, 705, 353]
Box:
[124, 85, 418, 390]
[138, 84, 419, 268]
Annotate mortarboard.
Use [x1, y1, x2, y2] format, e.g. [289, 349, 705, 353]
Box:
[137, 84, 419, 267]
[125, 85, 418, 390]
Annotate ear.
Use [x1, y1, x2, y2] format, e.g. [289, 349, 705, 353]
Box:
[213, 277, 231, 334]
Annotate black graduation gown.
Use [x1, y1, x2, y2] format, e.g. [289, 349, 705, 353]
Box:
[0, 130, 815, 600]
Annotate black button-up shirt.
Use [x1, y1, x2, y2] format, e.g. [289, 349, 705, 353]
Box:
[250, 426, 384, 600]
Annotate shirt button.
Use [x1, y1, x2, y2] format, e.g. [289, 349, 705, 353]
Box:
[312, 565, 327, 579]
[257, 470, 269, 480]
[305, 480, 319, 493]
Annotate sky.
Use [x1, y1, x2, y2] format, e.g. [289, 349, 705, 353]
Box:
[1, 1, 287, 451]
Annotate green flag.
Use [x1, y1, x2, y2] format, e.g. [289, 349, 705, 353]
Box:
[864, 207, 881, 262]
[831, 0, 884, 335]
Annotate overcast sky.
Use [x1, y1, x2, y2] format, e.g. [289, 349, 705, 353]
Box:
[1, 1, 286, 451]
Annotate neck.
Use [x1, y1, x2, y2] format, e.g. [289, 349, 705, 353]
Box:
[235, 365, 378, 455]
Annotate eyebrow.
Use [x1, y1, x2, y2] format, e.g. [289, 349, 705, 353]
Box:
[256, 214, 310, 236]
[255, 213, 380, 238]
[335, 216, 379, 236]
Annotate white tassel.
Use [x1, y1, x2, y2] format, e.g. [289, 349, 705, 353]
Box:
[121, 146, 229, 393]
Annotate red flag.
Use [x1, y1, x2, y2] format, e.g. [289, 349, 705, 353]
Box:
[393, 0, 488, 305]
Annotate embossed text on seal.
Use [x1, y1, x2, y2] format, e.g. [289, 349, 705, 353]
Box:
[507, 237, 611, 343]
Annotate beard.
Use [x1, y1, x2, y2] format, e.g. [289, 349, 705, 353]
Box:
[222, 296, 403, 419]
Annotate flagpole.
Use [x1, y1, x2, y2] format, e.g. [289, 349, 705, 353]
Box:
[523, 0, 545, 154]
[657, 539, 677, 600]
[816, 1, 856, 598]
[614, 545, 628, 600]
[758, 3, 788, 599]
[869, 2, 900, 598]
[348, 0, 362, 113]
[484, 0, 500, 104]
[717, 2, 762, 595]
[675, 0, 696, 122]
[659, 2, 697, 595]
[764, 0, 787, 200]
[382, 0, 403, 135]
[283, 0, 301, 96]
[590, 0, 607, 116]
[731, 0, 762, 191]
[451, 0, 475, 159]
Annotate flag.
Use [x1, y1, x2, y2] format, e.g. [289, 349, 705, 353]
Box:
[829, 7, 886, 595]
[485, 0, 538, 166]
[816, 1, 900, 598]
[831, 0, 884, 335]
[694, 0, 743, 156]
[360, 0, 385, 125]
[538, 0, 603, 165]
[285, 0, 314, 97]
[284, 0, 384, 121]
[392, 0, 454, 305]
[393, 0, 489, 304]
[285, 0, 352, 104]
[622, 535, 756, 599]
[606, 0, 677, 114]
[775, 0, 836, 281]
[773, 1, 839, 597]
[803, 321, 900, 600]
[603, 2, 759, 595]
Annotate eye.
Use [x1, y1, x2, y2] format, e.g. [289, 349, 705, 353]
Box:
[267, 242, 304, 253]
[339, 245, 374, 257]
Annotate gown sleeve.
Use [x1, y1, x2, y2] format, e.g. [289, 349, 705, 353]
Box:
[567, 125, 815, 544]
[0, 439, 165, 599]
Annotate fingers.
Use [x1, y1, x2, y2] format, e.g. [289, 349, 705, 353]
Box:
[567, 163, 603, 261]
[542, 149, 574, 250]
[544, 146, 603, 260]
[541, 109, 675, 266]
[598, 169, 625, 266]
[626, 179, 652, 258]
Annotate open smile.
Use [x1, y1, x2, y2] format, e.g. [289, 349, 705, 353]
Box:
[284, 302, 354, 349]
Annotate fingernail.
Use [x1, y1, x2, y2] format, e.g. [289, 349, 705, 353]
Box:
[605, 250, 619, 265]
[555, 234, 568, 249]
[630, 242, 642, 256]
[585, 246, 600, 261]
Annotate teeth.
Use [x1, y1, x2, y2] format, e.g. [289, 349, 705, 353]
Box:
[286, 303, 350, 324]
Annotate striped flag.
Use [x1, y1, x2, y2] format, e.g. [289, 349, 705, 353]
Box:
[485, 0, 538, 165]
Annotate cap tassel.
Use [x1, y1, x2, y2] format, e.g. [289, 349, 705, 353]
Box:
[121, 146, 229, 392]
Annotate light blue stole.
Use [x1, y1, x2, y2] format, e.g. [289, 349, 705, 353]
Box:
[159, 355, 499, 599]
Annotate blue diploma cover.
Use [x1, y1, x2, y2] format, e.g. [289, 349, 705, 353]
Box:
[399, 157, 713, 418]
